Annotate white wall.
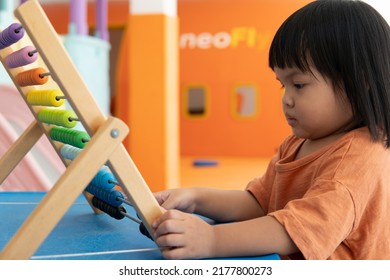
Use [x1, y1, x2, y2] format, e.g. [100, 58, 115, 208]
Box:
[362, 0, 390, 24]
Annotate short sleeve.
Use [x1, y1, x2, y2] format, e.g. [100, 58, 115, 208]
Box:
[246, 153, 279, 213]
[269, 179, 355, 259]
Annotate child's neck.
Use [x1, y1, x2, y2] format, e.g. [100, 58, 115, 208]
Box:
[295, 132, 348, 160]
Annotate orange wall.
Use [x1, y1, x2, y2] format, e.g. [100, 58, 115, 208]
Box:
[126, 14, 179, 191]
[178, 0, 311, 157]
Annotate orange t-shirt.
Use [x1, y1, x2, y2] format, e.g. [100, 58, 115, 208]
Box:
[246, 127, 390, 259]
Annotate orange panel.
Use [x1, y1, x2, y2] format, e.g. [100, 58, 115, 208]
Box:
[127, 15, 179, 192]
[178, 0, 312, 157]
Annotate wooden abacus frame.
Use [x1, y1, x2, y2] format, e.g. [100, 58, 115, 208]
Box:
[0, 0, 163, 260]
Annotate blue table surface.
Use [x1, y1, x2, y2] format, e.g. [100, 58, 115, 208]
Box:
[0, 192, 280, 260]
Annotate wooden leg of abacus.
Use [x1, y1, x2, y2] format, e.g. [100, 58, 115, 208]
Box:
[108, 148, 164, 239]
[0, 120, 43, 185]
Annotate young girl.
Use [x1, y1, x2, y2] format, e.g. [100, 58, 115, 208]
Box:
[151, 0, 390, 259]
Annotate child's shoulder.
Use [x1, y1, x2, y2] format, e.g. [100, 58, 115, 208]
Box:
[319, 127, 388, 165]
[279, 127, 387, 160]
[344, 127, 389, 157]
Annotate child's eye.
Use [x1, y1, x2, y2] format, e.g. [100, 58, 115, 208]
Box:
[294, 84, 305, 89]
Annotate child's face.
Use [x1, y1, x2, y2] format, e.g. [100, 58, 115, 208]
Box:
[274, 66, 354, 140]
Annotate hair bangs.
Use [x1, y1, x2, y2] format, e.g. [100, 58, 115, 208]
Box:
[269, 10, 313, 72]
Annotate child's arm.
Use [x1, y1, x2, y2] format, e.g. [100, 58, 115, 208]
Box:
[152, 209, 298, 259]
[155, 187, 265, 222]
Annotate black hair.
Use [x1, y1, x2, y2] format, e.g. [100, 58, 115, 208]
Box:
[269, 0, 390, 148]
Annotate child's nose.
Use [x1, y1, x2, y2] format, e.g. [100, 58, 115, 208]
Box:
[282, 90, 294, 107]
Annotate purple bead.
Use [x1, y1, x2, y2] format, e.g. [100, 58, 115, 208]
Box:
[0, 23, 25, 49]
[4, 46, 38, 68]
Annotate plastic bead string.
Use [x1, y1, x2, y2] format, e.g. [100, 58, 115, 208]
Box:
[89, 169, 118, 189]
[82, 167, 146, 224]
[27, 89, 65, 107]
[55, 122, 151, 236]
[60, 143, 151, 236]
[60, 146, 121, 194]
[85, 183, 125, 207]
[91, 196, 144, 225]
[0, 23, 24, 49]
[92, 196, 128, 220]
[49, 127, 90, 149]
[61, 146, 120, 192]
[38, 108, 79, 128]
[59, 144, 82, 160]
[60, 144, 112, 174]
[4, 46, 38, 68]
[15, 67, 50, 86]
[59, 146, 115, 175]
[85, 173, 150, 237]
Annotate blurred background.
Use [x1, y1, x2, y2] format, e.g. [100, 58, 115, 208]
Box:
[1, 0, 388, 192]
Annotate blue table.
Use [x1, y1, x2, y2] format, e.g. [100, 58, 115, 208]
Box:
[0, 192, 279, 260]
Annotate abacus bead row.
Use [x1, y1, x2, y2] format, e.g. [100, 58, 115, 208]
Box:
[92, 196, 125, 220]
[0, 23, 24, 49]
[92, 197, 142, 224]
[4, 46, 38, 68]
[38, 108, 78, 128]
[49, 127, 90, 149]
[85, 183, 124, 207]
[27, 89, 65, 107]
[60, 144, 82, 160]
[90, 169, 117, 190]
[15, 67, 49, 86]
[60, 145, 111, 171]
[60, 145, 116, 187]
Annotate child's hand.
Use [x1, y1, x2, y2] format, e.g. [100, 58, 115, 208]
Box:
[152, 209, 216, 259]
[154, 188, 197, 213]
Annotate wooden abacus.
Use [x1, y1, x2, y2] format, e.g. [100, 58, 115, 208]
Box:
[0, 0, 163, 260]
